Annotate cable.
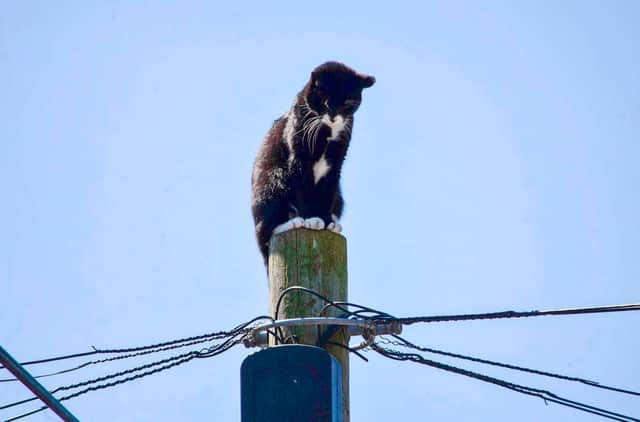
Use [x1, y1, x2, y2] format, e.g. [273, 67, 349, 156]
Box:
[324, 341, 368, 362]
[319, 301, 394, 319]
[273, 287, 352, 345]
[0, 334, 233, 383]
[373, 344, 639, 422]
[389, 303, 640, 325]
[1, 350, 199, 411]
[5, 353, 199, 421]
[274, 287, 351, 321]
[1, 317, 268, 416]
[0, 350, 100, 370]
[1, 316, 272, 384]
[0, 316, 270, 371]
[384, 335, 640, 397]
[3, 337, 246, 420]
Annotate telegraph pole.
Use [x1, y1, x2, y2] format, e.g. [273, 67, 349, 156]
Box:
[268, 228, 349, 420]
[241, 228, 349, 422]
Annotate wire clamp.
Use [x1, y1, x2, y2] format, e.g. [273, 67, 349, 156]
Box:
[243, 317, 403, 348]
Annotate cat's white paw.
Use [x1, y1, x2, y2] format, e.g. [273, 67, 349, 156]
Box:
[327, 222, 342, 233]
[273, 217, 305, 234]
[303, 217, 325, 230]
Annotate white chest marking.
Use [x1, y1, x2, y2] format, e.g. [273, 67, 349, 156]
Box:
[313, 154, 331, 184]
[322, 114, 346, 141]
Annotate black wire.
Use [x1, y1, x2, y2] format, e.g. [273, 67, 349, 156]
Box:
[1, 317, 268, 414]
[0, 317, 270, 371]
[0, 350, 100, 370]
[390, 303, 640, 325]
[319, 301, 394, 319]
[389, 335, 640, 397]
[0, 316, 272, 385]
[1, 350, 200, 411]
[373, 344, 639, 422]
[5, 353, 199, 421]
[98, 315, 271, 354]
[0, 334, 233, 383]
[324, 341, 369, 362]
[4, 336, 246, 420]
[274, 287, 351, 320]
[273, 287, 351, 345]
[266, 329, 284, 345]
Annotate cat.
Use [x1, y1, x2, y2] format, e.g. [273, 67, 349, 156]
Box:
[251, 61, 375, 265]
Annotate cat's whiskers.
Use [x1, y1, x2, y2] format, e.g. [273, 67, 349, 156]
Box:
[298, 115, 322, 155]
[295, 115, 318, 137]
[310, 118, 323, 155]
[299, 102, 318, 120]
[309, 119, 323, 155]
[344, 118, 353, 136]
[302, 108, 316, 119]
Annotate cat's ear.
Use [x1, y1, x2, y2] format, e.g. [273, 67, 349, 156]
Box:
[359, 74, 375, 88]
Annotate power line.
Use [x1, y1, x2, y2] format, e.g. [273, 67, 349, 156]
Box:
[0, 316, 271, 370]
[383, 334, 640, 397]
[1, 340, 230, 412]
[387, 303, 640, 325]
[372, 344, 640, 422]
[5, 353, 199, 422]
[0, 335, 234, 384]
[3, 339, 243, 421]
[1, 317, 269, 420]
[3, 301, 639, 421]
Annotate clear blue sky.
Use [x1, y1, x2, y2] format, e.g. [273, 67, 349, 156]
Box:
[2, 1, 639, 420]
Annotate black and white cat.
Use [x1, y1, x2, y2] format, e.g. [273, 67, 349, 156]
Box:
[251, 61, 375, 265]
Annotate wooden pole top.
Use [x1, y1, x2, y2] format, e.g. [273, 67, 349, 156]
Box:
[268, 228, 350, 421]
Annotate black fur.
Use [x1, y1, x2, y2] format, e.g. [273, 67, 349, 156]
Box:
[251, 61, 375, 265]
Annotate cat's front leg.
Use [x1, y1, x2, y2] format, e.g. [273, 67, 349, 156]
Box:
[303, 217, 325, 230]
[308, 213, 340, 233]
[273, 217, 305, 234]
[273, 203, 305, 234]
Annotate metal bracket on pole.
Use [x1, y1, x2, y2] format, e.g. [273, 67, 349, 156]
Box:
[243, 317, 403, 349]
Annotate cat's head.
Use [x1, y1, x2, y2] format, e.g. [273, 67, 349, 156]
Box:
[302, 61, 375, 118]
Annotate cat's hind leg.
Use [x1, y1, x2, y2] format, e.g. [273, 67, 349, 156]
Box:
[327, 190, 343, 233]
[326, 214, 342, 233]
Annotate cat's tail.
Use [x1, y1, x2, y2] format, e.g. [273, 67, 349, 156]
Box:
[255, 221, 271, 269]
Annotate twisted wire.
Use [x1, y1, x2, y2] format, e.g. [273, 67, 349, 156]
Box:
[1, 317, 268, 419]
[0, 316, 271, 371]
[389, 303, 640, 325]
[373, 344, 639, 422]
[384, 335, 640, 397]
[3, 336, 245, 421]
[0, 335, 230, 383]
[1, 349, 200, 411]
[5, 354, 198, 422]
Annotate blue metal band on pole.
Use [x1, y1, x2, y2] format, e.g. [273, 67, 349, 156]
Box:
[0, 345, 79, 422]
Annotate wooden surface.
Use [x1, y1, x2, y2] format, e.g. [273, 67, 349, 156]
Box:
[268, 228, 349, 421]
